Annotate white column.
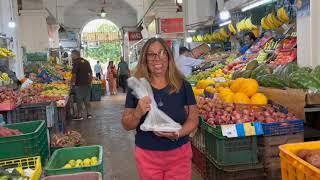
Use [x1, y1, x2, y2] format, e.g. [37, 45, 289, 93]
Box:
[297, 0, 320, 68]
[19, 10, 49, 52]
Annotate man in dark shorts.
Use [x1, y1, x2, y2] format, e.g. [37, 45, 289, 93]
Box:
[71, 50, 92, 120]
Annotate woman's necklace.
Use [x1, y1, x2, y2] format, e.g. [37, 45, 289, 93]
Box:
[158, 96, 164, 107]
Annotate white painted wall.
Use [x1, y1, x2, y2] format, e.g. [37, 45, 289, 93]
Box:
[297, 0, 319, 68]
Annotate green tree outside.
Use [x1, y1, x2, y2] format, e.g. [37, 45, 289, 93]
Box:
[83, 23, 121, 64]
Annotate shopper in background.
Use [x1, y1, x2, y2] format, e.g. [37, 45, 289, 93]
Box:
[71, 50, 92, 120]
[107, 61, 117, 95]
[176, 47, 203, 77]
[239, 32, 257, 55]
[117, 57, 130, 93]
[122, 38, 199, 180]
[94, 61, 103, 80]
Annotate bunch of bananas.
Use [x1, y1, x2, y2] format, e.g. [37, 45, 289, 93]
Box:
[0, 48, 15, 58]
[236, 18, 258, 32]
[277, 7, 289, 23]
[261, 9, 288, 30]
[228, 23, 237, 35]
[192, 28, 230, 43]
[0, 72, 10, 81]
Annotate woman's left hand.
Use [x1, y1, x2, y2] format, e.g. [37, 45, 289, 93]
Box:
[154, 131, 180, 141]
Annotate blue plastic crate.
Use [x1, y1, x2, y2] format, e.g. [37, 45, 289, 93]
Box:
[262, 119, 304, 136]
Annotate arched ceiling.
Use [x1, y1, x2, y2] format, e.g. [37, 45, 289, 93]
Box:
[61, 0, 138, 31]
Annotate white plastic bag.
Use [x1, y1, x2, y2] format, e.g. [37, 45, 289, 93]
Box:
[127, 77, 182, 132]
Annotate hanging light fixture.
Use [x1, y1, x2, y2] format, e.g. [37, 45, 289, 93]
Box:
[8, 19, 16, 28]
[219, 9, 231, 21]
[100, 8, 107, 17]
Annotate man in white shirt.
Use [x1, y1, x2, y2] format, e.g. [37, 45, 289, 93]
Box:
[94, 61, 103, 80]
[176, 47, 203, 77]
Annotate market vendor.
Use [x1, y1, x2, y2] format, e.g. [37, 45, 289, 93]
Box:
[239, 32, 257, 55]
[176, 47, 203, 77]
[37, 68, 52, 83]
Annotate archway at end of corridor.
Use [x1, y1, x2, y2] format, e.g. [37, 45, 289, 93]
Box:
[81, 19, 122, 76]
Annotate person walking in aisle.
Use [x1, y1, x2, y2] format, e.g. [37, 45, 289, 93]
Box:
[117, 57, 130, 93]
[176, 47, 203, 77]
[94, 61, 103, 80]
[122, 38, 199, 180]
[107, 61, 117, 95]
[71, 50, 92, 120]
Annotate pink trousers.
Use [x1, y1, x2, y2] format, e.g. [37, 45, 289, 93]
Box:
[135, 142, 192, 180]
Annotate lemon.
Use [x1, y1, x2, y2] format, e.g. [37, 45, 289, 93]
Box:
[76, 159, 83, 164]
[83, 158, 91, 166]
[68, 160, 76, 167]
[63, 164, 72, 169]
[91, 156, 98, 162]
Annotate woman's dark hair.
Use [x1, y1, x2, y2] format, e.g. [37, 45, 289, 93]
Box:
[245, 32, 257, 41]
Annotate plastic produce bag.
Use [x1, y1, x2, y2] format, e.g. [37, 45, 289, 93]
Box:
[127, 77, 182, 132]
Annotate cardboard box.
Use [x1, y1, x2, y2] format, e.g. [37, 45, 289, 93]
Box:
[259, 87, 306, 119]
[191, 43, 210, 59]
[306, 93, 320, 105]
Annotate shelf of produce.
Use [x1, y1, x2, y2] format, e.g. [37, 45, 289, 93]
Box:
[0, 156, 42, 180]
[45, 145, 104, 176]
[0, 120, 49, 166]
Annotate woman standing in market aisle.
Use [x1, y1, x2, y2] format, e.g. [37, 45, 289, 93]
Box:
[121, 37, 199, 180]
[107, 61, 117, 95]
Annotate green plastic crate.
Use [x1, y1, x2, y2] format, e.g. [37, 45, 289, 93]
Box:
[207, 158, 265, 180]
[201, 118, 225, 139]
[0, 120, 49, 165]
[45, 145, 104, 176]
[204, 129, 258, 166]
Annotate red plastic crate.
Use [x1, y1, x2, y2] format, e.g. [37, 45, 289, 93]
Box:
[192, 144, 208, 180]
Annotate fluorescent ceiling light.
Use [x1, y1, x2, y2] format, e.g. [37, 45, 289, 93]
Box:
[188, 29, 196, 33]
[219, 10, 231, 21]
[8, 21, 16, 28]
[241, 0, 273, 12]
[186, 37, 192, 43]
[219, 20, 231, 27]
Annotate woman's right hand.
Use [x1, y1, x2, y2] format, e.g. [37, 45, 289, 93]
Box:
[135, 96, 151, 119]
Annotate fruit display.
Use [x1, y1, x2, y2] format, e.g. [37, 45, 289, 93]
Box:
[40, 83, 69, 97]
[0, 87, 19, 104]
[0, 48, 15, 58]
[0, 127, 22, 137]
[218, 78, 267, 105]
[205, 51, 230, 62]
[51, 130, 85, 148]
[297, 149, 320, 168]
[62, 156, 98, 169]
[261, 12, 284, 30]
[222, 61, 246, 74]
[264, 39, 280, 51]
[0, 72, 14, 86]
[280, 37, 297, 50]
[270, 49, 297, 66]
[198, 97, 298, 125]
[187, 64, 224, 82]
[192, 28, 230, 43]
[256, 51, 269, 63]
[277, 7, 290, 23]
[236, 17, 258, 32]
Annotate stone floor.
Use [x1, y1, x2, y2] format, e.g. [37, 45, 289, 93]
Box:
[67, 94, 203, 180]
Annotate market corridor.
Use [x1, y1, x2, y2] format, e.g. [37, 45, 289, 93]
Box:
[67, 94, 202, 180]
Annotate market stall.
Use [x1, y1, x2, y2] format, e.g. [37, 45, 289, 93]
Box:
[184, 1, 320, 179]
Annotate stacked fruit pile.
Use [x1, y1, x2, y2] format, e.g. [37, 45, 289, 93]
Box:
[198, 97, 298, 126]
[0, 87, 19, 104]
[62, 157, 98, 169]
